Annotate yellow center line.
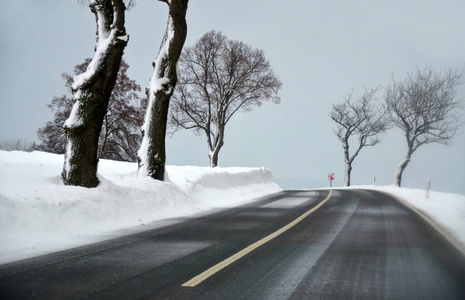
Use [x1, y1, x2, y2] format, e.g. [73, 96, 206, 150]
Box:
[182, 190, 333, 287]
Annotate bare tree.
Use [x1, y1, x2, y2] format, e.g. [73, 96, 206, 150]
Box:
[138, 0, 189, 181]
[62, 0, 129, 187]
[169, 30, 282, 167]
[0, 139, 36, 152]
[38, 59, 145, 162]
[385, 66, 463, 187]
[330, 87, 389, 186]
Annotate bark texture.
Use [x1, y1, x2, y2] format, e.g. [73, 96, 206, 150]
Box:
[62, 0, 128, 187]
[138, 0, 189, 180]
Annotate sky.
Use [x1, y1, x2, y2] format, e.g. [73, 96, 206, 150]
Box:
[1, 0, 464, 193]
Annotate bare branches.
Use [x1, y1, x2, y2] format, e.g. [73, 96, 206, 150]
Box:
[330, 86, 389, 186]
[169, 30, 282, 167]
[386, 66, 463, 149]
[385, 66, 463, 186]
[78, 0, 136, 10]
[38, 59, 145, 162]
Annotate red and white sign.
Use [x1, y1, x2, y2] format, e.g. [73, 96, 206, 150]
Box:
[329, 173, 335, 180]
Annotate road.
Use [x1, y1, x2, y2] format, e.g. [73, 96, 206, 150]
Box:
[1, 189, 465, 299]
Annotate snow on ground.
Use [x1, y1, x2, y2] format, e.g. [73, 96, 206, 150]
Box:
[354, 185, 465, 251]
[1, 150, 464, 265]
[0, 150, 281, 264]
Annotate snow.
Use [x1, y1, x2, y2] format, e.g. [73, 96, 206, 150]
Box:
[0, 150, 281, 264]
[1, 151, 464, 265]
[70, 8, 113, 93]
[65, 2, 128, 130]
[138, 16, 176, 175]
[63, 139, 73, 177]
[62, 99, 83, 129]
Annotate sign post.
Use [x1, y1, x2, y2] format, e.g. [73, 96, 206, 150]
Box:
[328, 173, 335, 187]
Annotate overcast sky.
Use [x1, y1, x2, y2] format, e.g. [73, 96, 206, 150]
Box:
[1, 0, 464, 193]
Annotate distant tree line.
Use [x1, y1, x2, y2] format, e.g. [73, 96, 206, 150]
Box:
[0, 139, 37, 152]
[330, 66, 463, 187]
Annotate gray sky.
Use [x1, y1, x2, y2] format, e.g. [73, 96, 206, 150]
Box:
[1, 0, 464, 193]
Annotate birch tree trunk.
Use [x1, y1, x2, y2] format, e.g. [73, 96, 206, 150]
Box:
[62, 0, 128, 187]
[138, 0, 189, 180]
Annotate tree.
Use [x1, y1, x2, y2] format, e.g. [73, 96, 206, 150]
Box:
[169, 30, 282, 167]
[0, 139, 36, 152]
[330, 87, 389, 186]
[37, 59, 145, 162]
[138, 0, 189, 181]
[62, 0, 129, 187]
[385, 66, 463, 187]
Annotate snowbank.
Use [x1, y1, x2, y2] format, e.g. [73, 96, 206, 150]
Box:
[0, 151, 281, 264]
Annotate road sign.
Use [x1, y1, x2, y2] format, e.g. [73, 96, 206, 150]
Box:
[328, 173, 335, 187]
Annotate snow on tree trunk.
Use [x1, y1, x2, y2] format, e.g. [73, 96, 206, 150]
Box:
[210, 149, 219, 168]
[342, 140, 352, 187]
[394, 153, 411, 187]
[138, 0, 188, 181]
[208, 127, 224, 168]
[62, 0, 128, 187]
[344, 161, 352, 187]
[394, 148, 413, 187]
[209, 141, 222, 168]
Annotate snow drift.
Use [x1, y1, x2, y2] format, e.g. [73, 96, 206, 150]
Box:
[0, 150, 281, 264]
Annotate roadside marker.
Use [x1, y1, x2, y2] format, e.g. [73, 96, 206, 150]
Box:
[182, 190, 333, 287]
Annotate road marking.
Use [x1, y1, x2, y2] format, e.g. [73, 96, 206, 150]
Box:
[182, 190, 333, 287]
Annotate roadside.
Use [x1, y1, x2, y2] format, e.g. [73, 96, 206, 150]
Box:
[0, 150, 281, 264]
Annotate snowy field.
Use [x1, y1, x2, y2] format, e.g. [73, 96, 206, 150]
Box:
[1, 150, 464, 264]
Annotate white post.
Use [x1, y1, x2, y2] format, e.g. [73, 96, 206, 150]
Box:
[373, 175, 376, 186]
[426, 177, 431, 199]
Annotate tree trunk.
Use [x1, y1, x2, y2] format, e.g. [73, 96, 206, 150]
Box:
[394, 151, 412, 187]
[209, 139, 223, 168]
[62, 0, 128, 187]
[344, 161, 352, 187]
[140, 91, 172, 179]
[208, 124, 225, 167]
[342, 140, 352, 187]
[138, 0, 189, 180]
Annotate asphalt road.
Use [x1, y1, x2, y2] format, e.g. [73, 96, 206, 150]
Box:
[1, 189, 465, 299]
